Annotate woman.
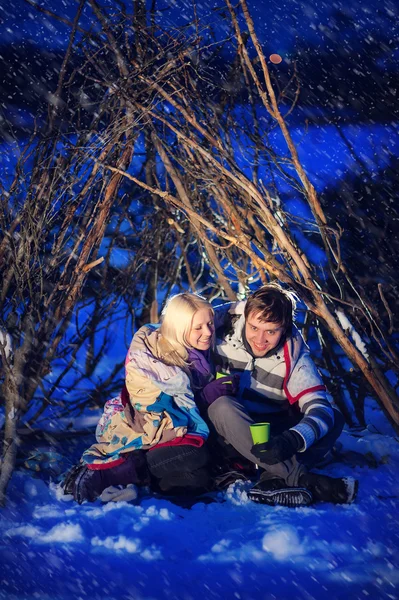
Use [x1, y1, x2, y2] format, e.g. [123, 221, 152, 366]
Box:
[64, 293, 218, 503]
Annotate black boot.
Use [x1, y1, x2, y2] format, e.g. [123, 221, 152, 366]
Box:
[63, 463, 103, 502]
[248, 477, 313, 507]
[70, 466, 105, 504]
[299, 472, 358, 504]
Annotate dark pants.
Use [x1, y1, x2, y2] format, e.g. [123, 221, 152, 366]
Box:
[146, 444, 210, 494]
[92, 450, 149, 487]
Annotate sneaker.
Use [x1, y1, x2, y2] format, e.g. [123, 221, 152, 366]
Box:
[248, 478, 313, 507]
[299, 472, 358, 504]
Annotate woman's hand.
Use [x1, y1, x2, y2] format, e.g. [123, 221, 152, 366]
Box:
[200, 374, 239, 407]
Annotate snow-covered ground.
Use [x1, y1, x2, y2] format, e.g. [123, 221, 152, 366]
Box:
[1, 401, 399, 600]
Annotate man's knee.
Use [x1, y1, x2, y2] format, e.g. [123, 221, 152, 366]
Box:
[207, 395, 237, 424]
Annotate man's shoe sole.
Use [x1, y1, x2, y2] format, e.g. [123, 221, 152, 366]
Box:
[248, 486, 313, 507]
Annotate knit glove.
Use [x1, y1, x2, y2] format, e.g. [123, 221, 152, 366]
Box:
[200, 374, 239, 408]
[251, 430, 303, 464]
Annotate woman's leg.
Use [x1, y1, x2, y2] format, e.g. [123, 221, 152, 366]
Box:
[99, 451, 149, 486]
[146, 444, 210, 494]
[64, 451, 149, 503]
[156, 468, 211, 494]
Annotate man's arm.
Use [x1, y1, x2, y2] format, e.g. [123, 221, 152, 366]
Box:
[251, 355, 335, 464]
[287, 353, 335, 451]
[291, 397, 335, 451]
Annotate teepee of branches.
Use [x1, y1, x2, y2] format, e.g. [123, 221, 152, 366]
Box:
[77, 0, 398, 423]
[1, 0, 398, 504]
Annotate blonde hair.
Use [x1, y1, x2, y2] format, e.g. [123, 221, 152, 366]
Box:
[158, 292, 214, 367]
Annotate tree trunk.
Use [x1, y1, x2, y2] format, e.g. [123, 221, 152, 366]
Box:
[0, 379, 19, 506]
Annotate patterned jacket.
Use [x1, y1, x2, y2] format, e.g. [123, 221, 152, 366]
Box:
[82, 325, 209, 467]
[213, 301, 335, 451]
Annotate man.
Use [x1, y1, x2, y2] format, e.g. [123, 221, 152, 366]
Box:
[200, 283, 358, 507]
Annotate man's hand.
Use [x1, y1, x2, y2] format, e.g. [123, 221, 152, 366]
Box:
[200, 374, 239, 408]
[251, 430, 303, 464]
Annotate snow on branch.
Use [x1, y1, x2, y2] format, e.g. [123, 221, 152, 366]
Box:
[335, 309, 369, 360]
[0, 329, 12, 361]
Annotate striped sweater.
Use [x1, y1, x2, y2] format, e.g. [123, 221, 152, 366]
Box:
[213, 301, 335, 451]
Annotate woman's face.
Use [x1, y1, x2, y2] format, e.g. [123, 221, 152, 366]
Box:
[187, 308, 214, 351]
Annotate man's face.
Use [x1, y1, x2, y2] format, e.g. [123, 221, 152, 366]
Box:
[245, 311, 285, 357]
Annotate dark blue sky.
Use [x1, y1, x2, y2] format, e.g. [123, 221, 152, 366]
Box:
[1, 0, 398, 55]
[1, 0, 398, 185]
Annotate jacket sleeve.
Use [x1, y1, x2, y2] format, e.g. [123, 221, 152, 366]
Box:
[286, 353, 335, 451]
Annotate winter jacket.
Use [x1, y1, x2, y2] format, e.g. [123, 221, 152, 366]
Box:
[213, 301, 335, 451]
[82, 325, 209, 467]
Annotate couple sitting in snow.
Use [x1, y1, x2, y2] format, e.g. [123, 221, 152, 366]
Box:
[63, 284, 358, 507]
